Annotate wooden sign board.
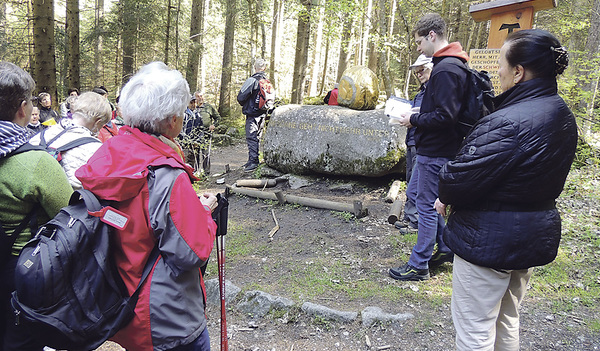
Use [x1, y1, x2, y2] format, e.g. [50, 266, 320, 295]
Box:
[469, 49, 501, 95]
[470, 0, 557, 48]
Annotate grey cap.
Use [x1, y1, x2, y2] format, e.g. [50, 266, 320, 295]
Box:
[409, 54, 433, 68]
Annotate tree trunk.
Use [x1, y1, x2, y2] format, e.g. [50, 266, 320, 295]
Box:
[247, 0, 258, 60]
[66, 0, 80, 94]
[186, 0, 204, 91]
[362, 0, 373, 67]
[121, 0, 136, 84]
[318, 37, 330, 96]
[308, 0, 323, 97]
[32, 0, 58, 104]
[218, 0, 236, 119]
[290, 0, 313, 104]
[377, 0, 392, 98]
[94, 0, 104, 85]
[336, 17, 352, 81]
[269, 0, 283, 89]
[164, 0, 172, 64]
[583, 0, 600, 134]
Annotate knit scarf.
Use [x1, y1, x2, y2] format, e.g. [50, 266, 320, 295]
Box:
[0, 121, 29, 158]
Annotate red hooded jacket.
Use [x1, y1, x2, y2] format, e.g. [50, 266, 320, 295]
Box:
[76, 126, 216, 350]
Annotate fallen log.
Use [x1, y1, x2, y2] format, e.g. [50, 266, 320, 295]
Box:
[235, 179, 277, 188]
[226, 185, 368, 218]
[387, 198, 403, 224]
[385, 180, 403, 203]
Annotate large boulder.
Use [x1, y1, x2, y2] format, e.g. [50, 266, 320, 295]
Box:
[263, 104, 406, 177]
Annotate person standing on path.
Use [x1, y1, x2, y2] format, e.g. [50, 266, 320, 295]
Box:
[389, 13, 468, 281]
[237, 58, 269, 173]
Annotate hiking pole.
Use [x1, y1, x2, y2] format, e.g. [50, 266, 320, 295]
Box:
[212, 193, 229, 351]
[206, 132, 212, 174]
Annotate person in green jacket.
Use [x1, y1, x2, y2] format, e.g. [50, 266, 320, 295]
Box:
[0, 61, 73, 351]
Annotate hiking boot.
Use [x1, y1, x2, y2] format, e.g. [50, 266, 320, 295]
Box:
[244, 163, 259, 173]
[398, 225, 418, 235]
[394, 220, 411, 229]
[388, 263, 429, 281]
[429, 251, 454, 269]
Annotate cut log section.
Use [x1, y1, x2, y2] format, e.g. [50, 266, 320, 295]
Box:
[385, 180, 402, 203]
[226, 185, 368, 218]
[387, 198, 403, 224]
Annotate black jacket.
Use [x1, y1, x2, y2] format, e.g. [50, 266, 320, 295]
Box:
[439, 78, 578, 270]
[409, 42, 469, 158]
[237, 72, 266, 118]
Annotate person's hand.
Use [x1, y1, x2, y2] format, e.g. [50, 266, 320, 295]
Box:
[434, 198, 447, 216]
[209, 124, 215, 132]
[200, 193, 218, 212]
[399, 112, 413, 128]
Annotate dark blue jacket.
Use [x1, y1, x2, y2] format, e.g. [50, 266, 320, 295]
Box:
[409, 42, 469, 158]
[406, 83, 426, 147]
[439, 78, 578, 270]
[237, 72, 267, 118]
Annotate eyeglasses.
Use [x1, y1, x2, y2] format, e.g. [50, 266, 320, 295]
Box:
[413, 68, 427, 75]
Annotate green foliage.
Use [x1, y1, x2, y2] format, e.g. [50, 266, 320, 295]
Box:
[572, 137, 600, 169]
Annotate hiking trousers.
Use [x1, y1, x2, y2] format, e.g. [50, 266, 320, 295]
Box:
[245, 114, 265, 164]
[452, 255, 533, 351]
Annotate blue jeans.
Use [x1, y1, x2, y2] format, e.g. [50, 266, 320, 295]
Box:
[167, 327, 210, 351]
[245, 114, 265, 164]
[403, 145, 418, 227]
[408, 155, 452, 270]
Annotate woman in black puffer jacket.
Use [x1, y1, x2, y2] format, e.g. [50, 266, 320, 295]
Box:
[435, 29, 578, 350]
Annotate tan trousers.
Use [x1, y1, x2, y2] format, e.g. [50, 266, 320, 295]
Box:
[452, 255, 533, 351]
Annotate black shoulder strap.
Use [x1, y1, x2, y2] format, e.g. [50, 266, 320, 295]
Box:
[0, 203, 40, 258]
[55, 137, 101, 153]
[40, 127, 70, 149]
[8, 143, 45, 156]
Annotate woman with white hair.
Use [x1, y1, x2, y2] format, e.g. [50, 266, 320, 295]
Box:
[76, 62, 217, 351]
[29, 91, 111, 190]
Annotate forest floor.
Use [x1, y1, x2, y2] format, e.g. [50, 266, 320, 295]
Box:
[98, 141, 600, 351]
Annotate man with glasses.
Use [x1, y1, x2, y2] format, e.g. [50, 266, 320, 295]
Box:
[389, 13, 468, 281]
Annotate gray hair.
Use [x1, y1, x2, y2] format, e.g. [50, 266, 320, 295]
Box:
[120, 61, 190, 134]
[254, 58, 267, 72]
[0, 62, 35, 121]
[70, 92, 111, 127]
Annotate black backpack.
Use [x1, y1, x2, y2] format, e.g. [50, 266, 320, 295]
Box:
[10, 189, 158, 351]
[456, 64, 495, 137]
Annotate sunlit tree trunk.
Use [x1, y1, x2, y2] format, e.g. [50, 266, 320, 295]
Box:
[290, 0, 313, 104]
[66, 0, 80, 93]
[218, 0, 236, 119]
[269, 0, 284, 89]
[308, 0, 323, 97]
[32, 0, 57, 103]
[377, 0, 392, 98]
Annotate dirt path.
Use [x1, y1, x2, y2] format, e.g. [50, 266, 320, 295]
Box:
[98, 141, 599, 351]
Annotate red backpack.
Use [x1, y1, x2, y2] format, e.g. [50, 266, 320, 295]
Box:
[256, 78, 275, 111]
